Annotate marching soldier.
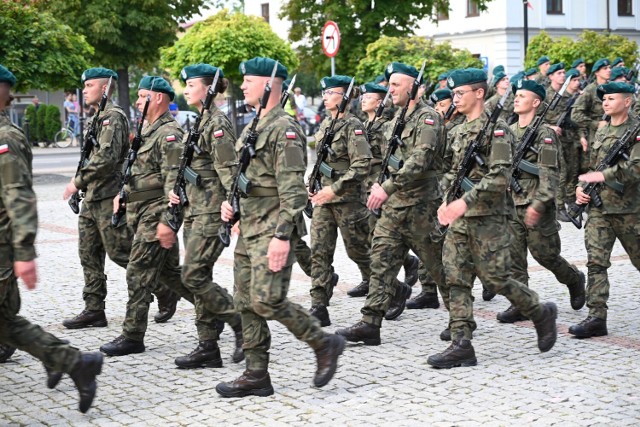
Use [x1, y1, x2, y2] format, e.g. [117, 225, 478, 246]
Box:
[0, 64, 102, 413]
[569, 82, 640, 338]
[572, 58, 588, 83]
[535, 56, 552, 88]
[485, 71, 515, 123]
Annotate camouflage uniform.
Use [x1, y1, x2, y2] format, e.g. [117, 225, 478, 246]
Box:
[572, 82, 605, 173]
[0, 111, 80, 372]
[232, 106, 326, 371]
[581, 117, 640, 320]
[484, 91, 515, 124]
[443, 116, 544, 340]
[309, 113, 372, 306]
[535, 74, 551, 89]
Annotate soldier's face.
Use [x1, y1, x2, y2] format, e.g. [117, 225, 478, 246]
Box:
[322, 87, 345, 112]
[241, 75, 268, 108]
[360, 93, 382, 113]
[596, 66, 612, 80]
[496, 77, 510, 92]
[539, 62, 550, 75]
[602, 93, 631, 116]
[577, 63, 587, 74]
[549, 70, 566, 86]
[435, 98, 452, 117]
[83, 79, 107, 106]
[184, 78, 207, 107]
[513, 90, 540, 115]
[388, 74, 412, 107]
[568, 77, 581, 93]
[451, 85, 480, 114]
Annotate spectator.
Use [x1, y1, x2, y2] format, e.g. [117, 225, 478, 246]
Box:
[169, 101, 179, 119]
[32, 96, 40, 111]
[63, 92, 79, 137]
[294, 87, 306, 111]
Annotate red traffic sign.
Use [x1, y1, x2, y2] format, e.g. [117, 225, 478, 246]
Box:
[321, 21, 340, 58]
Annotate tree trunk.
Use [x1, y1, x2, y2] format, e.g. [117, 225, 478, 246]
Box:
[117, 68, 131, 124]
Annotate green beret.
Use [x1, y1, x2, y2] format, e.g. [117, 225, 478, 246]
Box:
[446, 68, 487, 90]
[429, 88, 453, 104]
[612, 57, 625, 67]
[360, 82, 388, 94]
[437, 72, 449, 81]
[565, 68, 580, 80]
[512, 79, 546, 100]
[510, 71, 525, 85]
[0, 64, 17, 87]
[138, 76, 175, 101]
[321, 75, 353, 90]
[373, 75, 386, 84]
[492, 71, 507, 87]
[571, 58, 585, 68]
[385, 62, 420, 82]
[547, 62, 565, 75]
[81, 67, 118, 84]
[596, 82, 635, 100]
[536, 55, 551, 66]
[180, 63, 223, 83]
[492, 65, 505, 75]
[610, 67, 629, 81]
[524, 67, 538, 77]
[240, 57, 288, 80]
[592, 58, 610, 73]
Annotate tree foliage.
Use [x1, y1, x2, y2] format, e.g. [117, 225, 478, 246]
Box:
[161, 10, 299, 88]
[24, 105, 38, 143]
[0, 0, 94, 92]
[280, 0, 493, 77]
[36, 106, 47, 143]
[356, 36, 483, 84]
[44, 105, 62, 142]
[526, 30, 639, 72]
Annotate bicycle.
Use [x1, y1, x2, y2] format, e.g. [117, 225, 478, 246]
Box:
[53, 119, 77, 148]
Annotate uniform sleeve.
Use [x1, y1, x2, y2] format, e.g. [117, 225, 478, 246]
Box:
[160, 126, 185, 226]
[210, 115, 238, 193]
[0, 138, 37, 261]
[531, 128, 559, 213]
[602, 134, 640, 183]
[330, 121, 371, 196]
[74, 111, 128, 189]
[571, 89, 592, 140]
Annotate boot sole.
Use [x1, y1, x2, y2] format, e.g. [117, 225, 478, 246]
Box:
[175, 359, 223, 369]
[99, 345, 145, 357]
[215, 384, 275, 398]
[568, 329, 608, 339]
[427, 357, 477, 369]
[496, 315, 528, 324]
[63, 320, 108, 330]
[313, 335, 346, 388]
[341, 335, 381, 346]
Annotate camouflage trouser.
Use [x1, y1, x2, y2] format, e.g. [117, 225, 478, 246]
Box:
[0, 268, 79, 373]
[509, 205, 582, 288]
[182, 214, 240, 341]
[559, 134, 581, 206]
[443, 215, 543, 340]
[555, 138, 566, 209]
[293, 235, 312, 277]
[361, 201, 446, 326]
[310, 201, 371, 306]
[584, 210, 640, 320]
[233, 233, 325, 371]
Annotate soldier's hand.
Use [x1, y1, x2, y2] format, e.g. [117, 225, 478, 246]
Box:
[62, 179, 78, 200]
[578, 171, 605, 184]
[232, 222, 241, 237]
[366, 183, 388, 210]
[311, 186, 336, 206]
[576, 186, 590, 204]
[438, 198, 467, 226]
[580, 137, 588, 152]
[14, 260, 37, 290]
[524, 206, 542, 227]
[168, 190, 180, 206]
[156, 223, 176, 249]
[549, 125, 562, 136]
[113, 194, 121, 214]
[267, 238, 290, 272]
[220, 201, 233, 222]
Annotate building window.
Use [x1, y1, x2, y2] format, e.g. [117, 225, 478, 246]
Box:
[467, 0, 479, 17]
[261, 3, 270, 23]
[547, 0, 563, 14]
[618, 0, 633, 16]
[437, 7, 449, 21]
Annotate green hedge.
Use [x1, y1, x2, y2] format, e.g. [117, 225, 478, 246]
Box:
[24, 104, 38, 142]
[36, 105, 47, 142]
[44, 105, 61, 142]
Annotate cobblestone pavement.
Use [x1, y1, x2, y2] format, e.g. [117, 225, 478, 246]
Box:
[1, 173, 639, 426]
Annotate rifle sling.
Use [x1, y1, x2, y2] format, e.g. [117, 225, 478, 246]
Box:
[127, 188, 165, 203]
[325, 160, 350, 171]
[247, 186, 278, 197]
[604, 180, 625, 193]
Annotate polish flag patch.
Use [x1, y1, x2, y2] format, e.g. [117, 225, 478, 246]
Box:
[355, 129, 364, 135]
[494, 129, 504, 137]
[0, 144, 8, 154]
[166, 135, 176, 142]
[544, 137, 553, 144]
[286, 131, 297, 139]
[102, 119, 110, 126]
[214, 129, 224, 138]
[636, 135, 640, 141]
[424, 118, 434, 125]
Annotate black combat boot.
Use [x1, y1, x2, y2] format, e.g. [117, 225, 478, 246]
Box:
[533, 302, 558, 352]
[568, 316, 607, 338]
[335, 321, 381, 345]
[45, 366, 63, 389]
[496, 305, 528, 323]
[567, 271, 586, 310]
[384, 282, 412, 320]
[175, 340, 222, 369]
[439, 328, 451, 342]
[154, 290, 181, 323]
[427, 337, 477, 369]
[482, 286, 496, 301]
[69, 351, 103, 413]
[313, 334, 346, 387]
[347, 281, 369, 297]
[231, 324, 245, 363]
[406, 290, 440, 310]
[0, 344, 16, 363]
[309, 304, 331, 327]
[99, 335, 145, 356]
[326, 273, 339, 306]
[216, 369, 275, 398]
[403, 255, 420, 287]
[62, 310, 107, 329]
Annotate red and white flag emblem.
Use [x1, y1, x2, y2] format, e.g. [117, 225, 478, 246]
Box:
[102, 119, 110, 126]
[636, 135, 640, 141]
[286, 131, 297, 139]
[544, 137, 553, 144]
[214, 129, 224, 138]
[166, 135, 176, 141]
[424, 118, 434, 125]
[494, 129, 504, 137]
[355, 129, 364, 135]
[0, 144, 8, 154]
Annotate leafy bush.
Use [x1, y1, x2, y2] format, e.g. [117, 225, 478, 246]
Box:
[36, 105, 47, 143]
[44, 105, 61, 142]
[24, 104, 38, 143]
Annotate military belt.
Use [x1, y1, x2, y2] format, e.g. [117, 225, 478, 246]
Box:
[326, 160, 350, 171]
[247, 186, 279, 197]
[127, 188, 165, 203]
[193, 169, 218, 178]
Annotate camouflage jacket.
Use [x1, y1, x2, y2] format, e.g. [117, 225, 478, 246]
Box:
[381, 99, 445, 208]
[73, 100, 129, 202]
[314, 112, 371, 204]
[363, 115, 390, 191]
[441, 112, 466, 192]
[0, 111, 37, 267]
[236, 105, 307, 240]
[535, 74, 551, 89]
[179, 105, 237, 218]
[509, 122, 559, 211]
[580, 116, 640, 214]
[571, 82, 605, 140]
[543, 87, 580, 141]
[446, 114, 514, 216]
[484, 91, 515, 123]
[124, 111, 184, 233]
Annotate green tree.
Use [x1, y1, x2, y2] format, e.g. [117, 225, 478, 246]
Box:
[24, 105, 38, 143]
[280, 0, 493, 77]
[44, 105, 62, 142]
[0, 0, 93, 92]
[36, 105, 48, 144]
[356, 36, 483, 84]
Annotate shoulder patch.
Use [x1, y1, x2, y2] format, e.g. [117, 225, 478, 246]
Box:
[285, 131, 297, 139]
[424, 118, 435, 125]
[636, 135, 640, 141]
[544, 137, 553, 144]
[354, 129, 364, 135]
[0, 144, 8, 154]
[166, 135, 176, 142]
[214, 129, 224, 138]
[494, 129, 505, 137]
[102, 119, 110, 126]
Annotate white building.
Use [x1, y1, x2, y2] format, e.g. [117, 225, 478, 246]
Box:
[415, 0, 640, 76]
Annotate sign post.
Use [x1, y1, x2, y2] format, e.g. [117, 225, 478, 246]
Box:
[321, 21, 340, 76]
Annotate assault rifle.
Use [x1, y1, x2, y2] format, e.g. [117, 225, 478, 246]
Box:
[567, 120, 640, 229]
[218, 62, 278, 246]
[371, 60, 426, 218]
[431, 89, 509, 239]
[111, 79, 154, 227]
[69, 76, 112, 214]
[556, 91, 580, 129]
[280, 74, 296, 108]
[303, 77, 356, 218]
